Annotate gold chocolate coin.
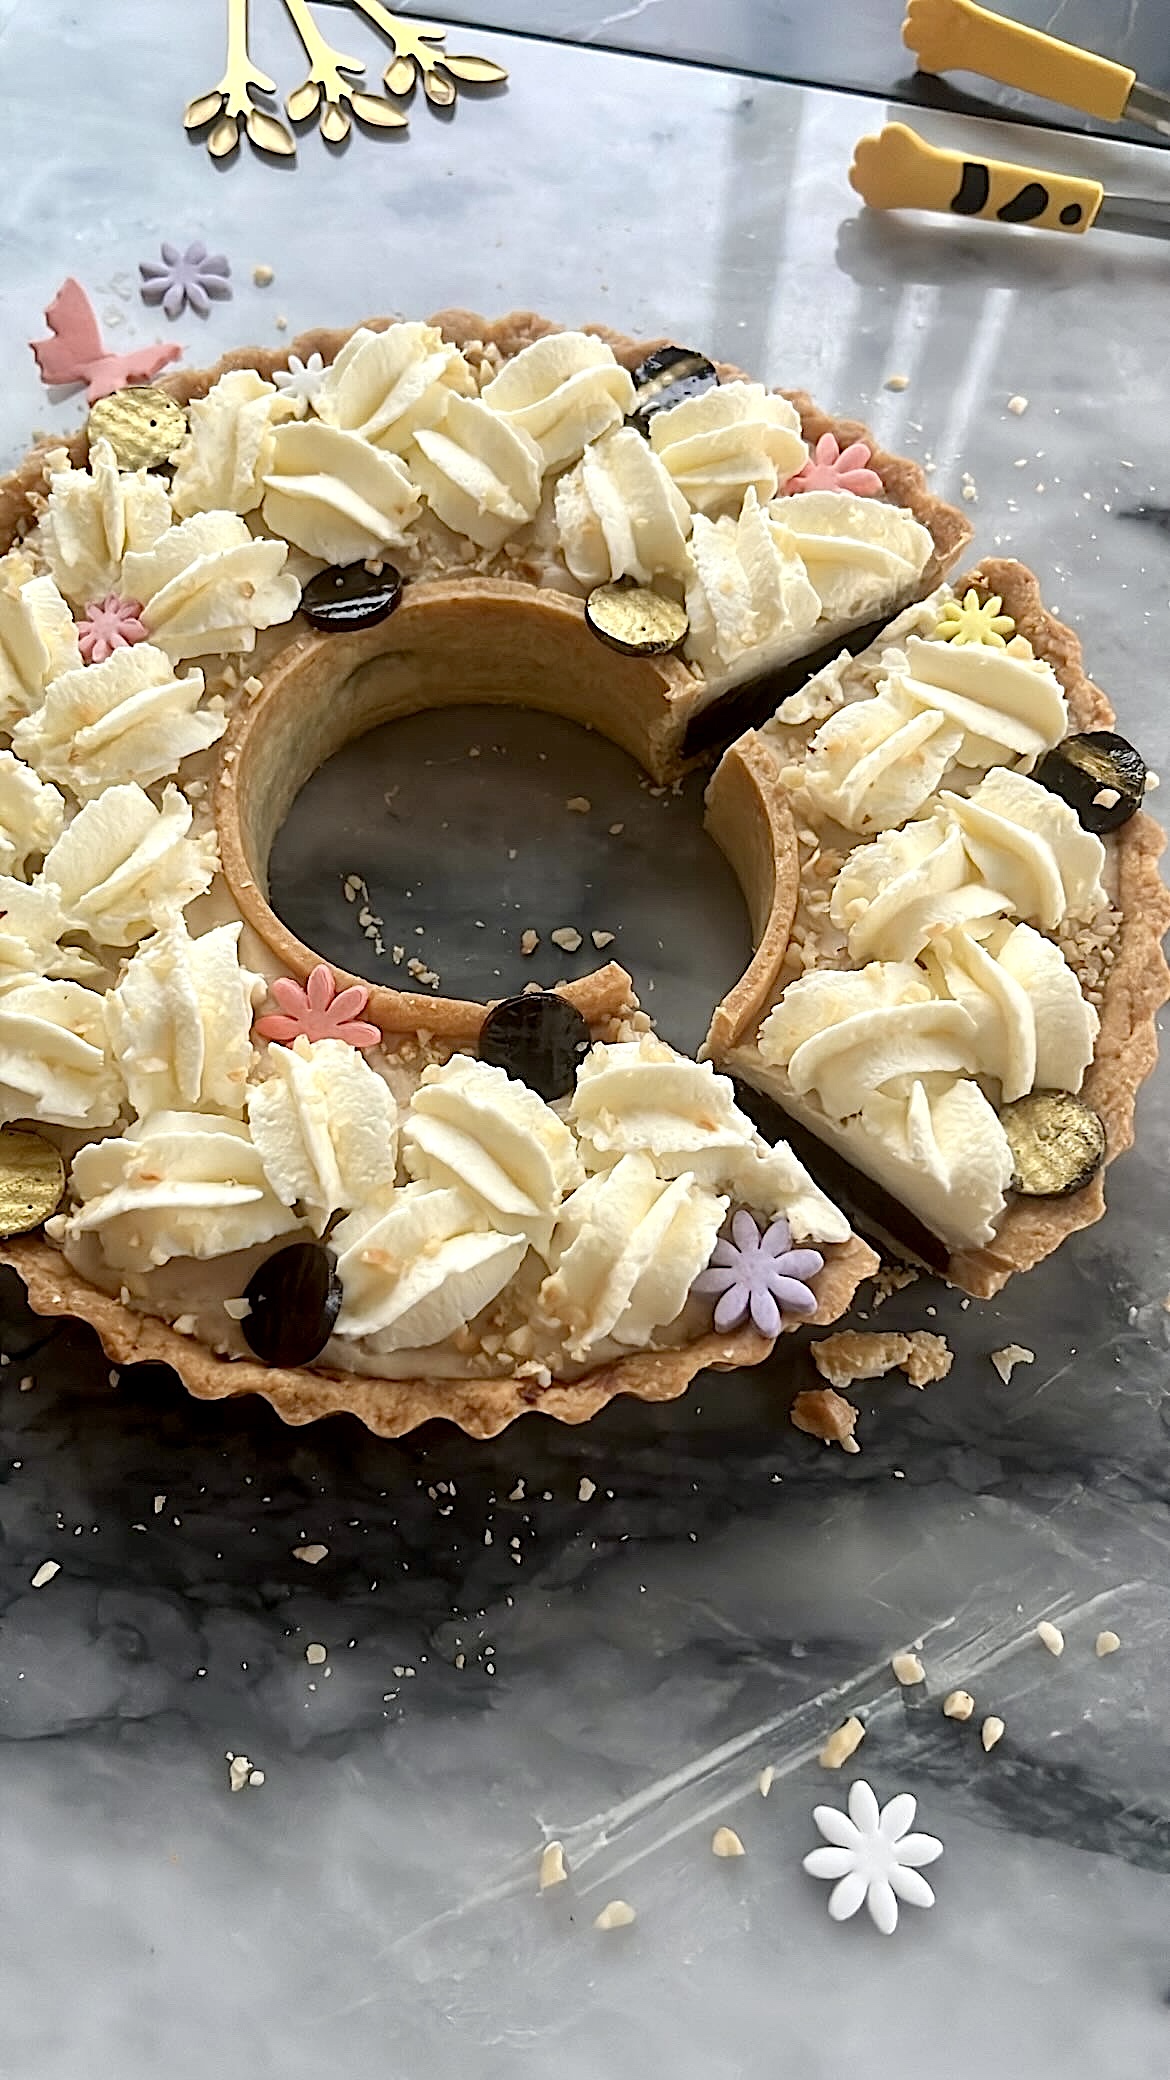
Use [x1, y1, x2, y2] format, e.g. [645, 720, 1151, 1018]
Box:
[585, 583, 689, 658]
[1000, 1090, 1106, 1199]
[0, 1127, 65, 1238]
[87, 386, 188, 471]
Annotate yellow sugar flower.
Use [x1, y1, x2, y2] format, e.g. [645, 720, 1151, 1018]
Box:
[933, 588, 1016, 647]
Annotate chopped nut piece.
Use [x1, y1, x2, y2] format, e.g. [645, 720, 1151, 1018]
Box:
[812, 1330, 952, 1390]
[1036, 1620, 1065, 1657]
[1007, 394, 1029, 414]
[981, 1715, 1005, 1753]
[791, 1386, 861, 1453]
[223, 1296, 251, 1321]
[30, 1560, 59, 1589]
[519, 929, 540, 956]
[818, 1715, 866, 1769]
[578, 1477, 596, 1501]
[1095, 1630, 1121, 1657]
[758, 1765, 775, 1798]
[566, 796, 591, 814]
[884, 372, 909, 391]
[591, 930, 615, 949]
[608, 822, 624, 835]
[943, 1689, 975, 1721]
[550, 927, 582, 952]
[253, 263, 275, 286]
[891, 1651, 925, 1686]
[990, 1343, 1035, 1384]
[227, 1752, 263, 1791]
[712, 1827, 746, 1858]
[594, 1900, 636, 1930]
[293, 1543, 329, 1565]
[1092, 785, 1120, 810]
[539, 1841, 568, 1890]
[305, 1642, 327, 1665]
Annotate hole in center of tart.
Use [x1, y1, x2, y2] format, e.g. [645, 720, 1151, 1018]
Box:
[269, 701, 752, 1057]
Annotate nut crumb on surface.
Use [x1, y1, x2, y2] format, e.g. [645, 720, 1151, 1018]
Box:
[578, 1477, 596, 1501]
[519, 928, 540, 956]
[990, 1343, 1035, 1383]
[227, 1751, 263, 1791]
[868, 1262, 918, 1309]
[1007, 394, 1029, 414]
[591, 930, 615, 949]
[712, 1826, 746, 1858]
[305, 1642, 327, 1665]
[884, 372, 909, 391]
[811, 1329, 953, 1390]
[818, 1715, 866, 1769]
[791, 1386, 861, 1452]
[1095, 1630, 1121, 1657]
[30, 1560, 59, 1589]
[293, 1543, 328, 1565]
[981, 1715, 1005, 1753]
[758, 1765, 775, 1797]
[1036, 1620, 1065, 1657]
[539, 1841, 568, 1890]
[550, 927, 582, 952]
[608, 822, 624, 835]
[565, 796, 591, 813]
[943, 1689, 975, 1721]
[892, 1650, 925, 1686]
[594, 1900, 636, 1930]
[252, 263, 275, 285]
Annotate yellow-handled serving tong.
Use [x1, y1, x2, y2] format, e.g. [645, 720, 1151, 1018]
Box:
[903, 0, 1170, 140]
[850, 121, 1170, 239]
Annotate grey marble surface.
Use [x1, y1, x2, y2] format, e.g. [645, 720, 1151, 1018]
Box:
[2, 9, 1170, 2078]
[425, 0, 1170, 146]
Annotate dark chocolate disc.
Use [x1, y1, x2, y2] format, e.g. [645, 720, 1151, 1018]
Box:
[479, 992, 592, 1102]
[242, 1242, 343, 1366]
[628, 344, 719, 440]
[1000, 1090, 1106, 1198]
[302, 563, 403, 632]
[1032, 730, 1146, 834]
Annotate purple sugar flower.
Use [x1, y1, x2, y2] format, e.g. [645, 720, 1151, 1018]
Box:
[140, 241, 232, 320]
[693, 1210, 824, 1338]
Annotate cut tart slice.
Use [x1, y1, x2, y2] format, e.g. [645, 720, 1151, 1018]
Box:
[706, 560, 1170, 1296]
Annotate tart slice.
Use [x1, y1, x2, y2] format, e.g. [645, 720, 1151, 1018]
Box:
[706, 560, 1170, 1295]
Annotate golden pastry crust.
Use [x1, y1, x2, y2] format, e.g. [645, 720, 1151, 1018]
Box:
[707, 558, 1170, 1297]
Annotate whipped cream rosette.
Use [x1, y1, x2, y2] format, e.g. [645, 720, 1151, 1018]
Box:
[708, 559, 1170, 1292]
[23, 311, 1148, 1439]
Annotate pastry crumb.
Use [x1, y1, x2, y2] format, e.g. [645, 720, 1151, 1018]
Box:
[961, 472, 979, 502]
[608, 822, 624, 835]
[1095, 1630, 1121, 1657]
[538, 1841, 568, 1890]
[30, 1560, 59, 1589]
[275, 313, 288, 331]
[594, 1900, 636, 1930]
[818, 1715, 866, 1769]
[868, 1262, 918, 1309]
[153, 1494, 166, 1515]
[565, 795, 591, 813]
[550, 927, 582, 952]
[253, 263, 275, 286]
[712, 1826, 746, 1858]
[811, 1330, 952, 1390]
[1007, 394, 1029, 414]
[226, 1751, 263, 1791]
[578, 1477, 596, 1501]
[943, 1689, 975, 1721]
[1036, 1620, 1065, 1657]
[884, 372, 909, 391]
[758, 1765, 775, 1797]
[981, 1715, 1005, 1753]
[791, 1386, 861, 1452]
[293, 1543, 328, 1565]
[305, 1642, 327, 1665]
[891, 1650, 925, 1686]
[990, 1343, 1034, 1383]
[519, 928, 540, 956]
[591, 930, 615, 949]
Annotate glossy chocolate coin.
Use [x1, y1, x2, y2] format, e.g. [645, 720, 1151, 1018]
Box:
[628, 344, 719, 440]
[1033, 730, 1146, 834]
[479, 992, 592, 1103]
[302, 563, 404, 633]
[585, 583, 688, 657]
[0, 1126, 66, 1237]
[242, 1241, 343, 1366]
[1000, 1090, 1106, 1197]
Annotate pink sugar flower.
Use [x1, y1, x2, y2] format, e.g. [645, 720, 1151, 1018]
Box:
[783, 432, 883, 497]
[254, 963, 382, 1050]
[78, 594, 149, 663]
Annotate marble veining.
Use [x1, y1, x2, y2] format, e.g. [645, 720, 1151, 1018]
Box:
[0, 9, 1169, 2078]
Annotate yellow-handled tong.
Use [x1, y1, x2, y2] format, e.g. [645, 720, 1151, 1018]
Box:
[850, 121, 1170, 239]
[903, 0, 1170, 140]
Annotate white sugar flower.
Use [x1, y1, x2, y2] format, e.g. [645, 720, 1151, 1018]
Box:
[802, 1780, 943, 1935]
[273, 352, 327, 408]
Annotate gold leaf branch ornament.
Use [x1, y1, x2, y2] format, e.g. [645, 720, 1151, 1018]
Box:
[284, 0, 407, 140]
[186, 2, 508, 158]
[185, 0, 296, 159]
